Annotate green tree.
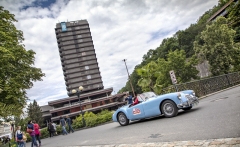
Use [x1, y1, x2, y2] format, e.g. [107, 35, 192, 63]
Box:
[14, 116, 29, 131]
[137, 61, 158, 92]
[27, 100, 43, 126]
[194, 17, 240, 75]
[0, 6, 45, 117]
[227, 0, 240, 42]
[156, 37, 179, 59]
[137, 50, 199, 94]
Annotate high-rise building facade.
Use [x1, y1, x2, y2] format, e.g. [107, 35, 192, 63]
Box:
[55, 20, 104, 96]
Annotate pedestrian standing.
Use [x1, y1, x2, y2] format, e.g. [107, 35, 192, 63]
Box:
[33, 120, 41, 146]
[47, 122, 55, 137]
[66, 115, 74, 133]
[59, 116, 68, 135]
[27, 120, 38, 147]
[51, 122, 57, 135]
[15, 126, 24, 147]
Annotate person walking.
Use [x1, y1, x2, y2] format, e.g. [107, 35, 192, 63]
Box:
[59, 116, 68, 135]
[27, 120, 38, 147]
[47, 122, 55, 137]
[66, 115, 74, 133]
[15, 126, 24, 147]
[33, 120, 41, 146]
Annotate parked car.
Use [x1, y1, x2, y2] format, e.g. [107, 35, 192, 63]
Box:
[112, 90, 199, 126]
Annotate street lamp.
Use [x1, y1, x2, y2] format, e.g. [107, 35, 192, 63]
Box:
[71, 86, 86, 127]
[123, 59, 135, 97]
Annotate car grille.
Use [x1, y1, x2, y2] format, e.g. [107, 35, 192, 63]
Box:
[185, 94, 195, 104]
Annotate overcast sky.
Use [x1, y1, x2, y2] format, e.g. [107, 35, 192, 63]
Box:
[1, 0, 218, 106]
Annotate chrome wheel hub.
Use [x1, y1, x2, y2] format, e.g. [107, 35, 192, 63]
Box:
[119, 114, 126, 124]
[163, 103, 174, 115]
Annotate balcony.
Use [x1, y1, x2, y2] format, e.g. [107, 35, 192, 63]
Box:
[50, 101, 126, 121]
[48, 87, 114, 105]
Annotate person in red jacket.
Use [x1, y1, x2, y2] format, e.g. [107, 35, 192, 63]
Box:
[132, 92, 139, 106]
[33, 120, 41, 146]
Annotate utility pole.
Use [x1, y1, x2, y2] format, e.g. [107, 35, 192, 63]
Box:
[123, 59, 136, 97]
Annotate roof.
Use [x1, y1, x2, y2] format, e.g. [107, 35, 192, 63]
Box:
[40, 105, 53, 112]
[207, 0, 234, 22]
[48, 87, 113, 105]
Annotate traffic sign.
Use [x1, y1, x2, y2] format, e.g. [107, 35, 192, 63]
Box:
[169, 70, 177, 84]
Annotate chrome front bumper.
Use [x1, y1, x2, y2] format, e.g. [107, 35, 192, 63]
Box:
[177, 95, 199, 108]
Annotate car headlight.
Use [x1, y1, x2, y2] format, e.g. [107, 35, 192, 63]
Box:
[177, 93, 181, 99]
[192, 92, 195, 96]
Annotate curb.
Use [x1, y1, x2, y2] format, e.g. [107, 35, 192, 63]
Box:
[66, 137, 240, 147]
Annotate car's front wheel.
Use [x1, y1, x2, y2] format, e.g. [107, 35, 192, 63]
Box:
[117, 112, 129, 126]
[161, 100, 178, 117]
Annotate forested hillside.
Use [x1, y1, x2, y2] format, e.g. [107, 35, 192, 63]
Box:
[118, 0, 240, 94]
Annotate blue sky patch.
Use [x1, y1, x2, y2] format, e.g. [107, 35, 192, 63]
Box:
[22, 0, 57, 10]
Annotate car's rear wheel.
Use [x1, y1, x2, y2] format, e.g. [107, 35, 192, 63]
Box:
[182, 106, 192, 111]
[161, 100, 178, 117]
[117, 112, 129, 126]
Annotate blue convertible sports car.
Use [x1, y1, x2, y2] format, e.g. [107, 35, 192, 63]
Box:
[112, 90, 199, 126]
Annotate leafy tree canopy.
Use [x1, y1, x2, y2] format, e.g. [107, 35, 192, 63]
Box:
[137, 50, 199, 94]
[194, 16, 240, 75]
[227, 0, 240, 42]
[0, 6, 45, 117]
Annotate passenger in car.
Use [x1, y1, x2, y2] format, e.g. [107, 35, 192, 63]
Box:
[132, 92, 139, 106]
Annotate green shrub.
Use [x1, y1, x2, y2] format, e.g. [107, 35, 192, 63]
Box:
[40, 128, 49, 139]
[72, 109, 113, 130]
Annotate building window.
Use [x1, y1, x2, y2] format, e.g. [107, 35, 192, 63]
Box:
[82, 52, 86, 56]
[77, 35, 82, 38]
[76, 48, 80, 52]
[85, 66, 89, 70]
[87, 75, 91, 79]
[78, 39, 83, 42]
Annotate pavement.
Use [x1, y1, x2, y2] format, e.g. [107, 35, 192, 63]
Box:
[67, 137, 240, 147]
[65, 85, 240, 147]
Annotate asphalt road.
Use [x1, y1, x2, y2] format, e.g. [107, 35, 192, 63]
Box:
[32, 86, 240, 147]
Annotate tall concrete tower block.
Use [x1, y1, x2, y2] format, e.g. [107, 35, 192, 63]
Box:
[55, 20, 104, 96]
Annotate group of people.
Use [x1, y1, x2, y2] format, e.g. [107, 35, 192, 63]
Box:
[125, 92, 139, 106]
[14, 115, 74, 147]
[59, 115, 74, 135]
[46, 115, 74, 137]
[16, 120, 41, 147]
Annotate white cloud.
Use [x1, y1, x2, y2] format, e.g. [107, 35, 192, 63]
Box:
[0, 0, 218, 106]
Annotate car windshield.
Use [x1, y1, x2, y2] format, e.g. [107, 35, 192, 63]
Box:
[138, 92, 157, 101]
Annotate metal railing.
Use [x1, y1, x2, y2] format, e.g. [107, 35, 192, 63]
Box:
[161, 72, 240, 97]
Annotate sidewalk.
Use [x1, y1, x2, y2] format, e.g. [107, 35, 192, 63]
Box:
[67, 137, 240, 147]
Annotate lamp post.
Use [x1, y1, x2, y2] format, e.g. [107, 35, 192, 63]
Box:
[123, 59, 135, 97]
[71, 86, 86, 127]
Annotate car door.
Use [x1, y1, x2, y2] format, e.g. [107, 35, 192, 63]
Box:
[126, 101, 145, 120]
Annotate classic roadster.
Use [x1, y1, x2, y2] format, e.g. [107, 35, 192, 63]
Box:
[112, 90, 199, 126]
